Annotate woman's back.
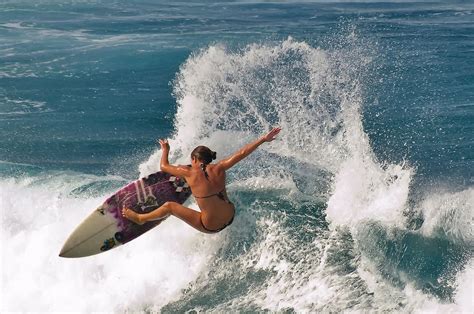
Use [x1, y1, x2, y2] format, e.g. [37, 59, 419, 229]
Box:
[186, 163, 225, 192]
[186, 163, 234, 230]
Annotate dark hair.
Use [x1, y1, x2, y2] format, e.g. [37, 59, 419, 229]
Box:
[191, 146, 216, 180]
[191, 146, 217, 165]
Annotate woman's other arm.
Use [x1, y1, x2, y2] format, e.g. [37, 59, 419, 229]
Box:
[158, 139, 190, 177]
[218, 127, 281, 171]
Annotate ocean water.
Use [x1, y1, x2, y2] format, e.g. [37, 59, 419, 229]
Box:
[1, 0, 473, 312]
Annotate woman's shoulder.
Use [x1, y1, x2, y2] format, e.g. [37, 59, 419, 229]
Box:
[209, 162, 225, 173]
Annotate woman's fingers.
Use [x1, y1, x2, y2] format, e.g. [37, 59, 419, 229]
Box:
[156, 138, 170, 151]
[160, 139, 170, 150]
[265, 127, 281, 141]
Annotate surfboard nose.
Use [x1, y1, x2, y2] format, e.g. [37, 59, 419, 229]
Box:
[58, 211, 119, 258]
[59, 232, 110, 258]
[58, 246, 70, 258]
[59, 240, 80, 258]
[59, 236, 86, 258]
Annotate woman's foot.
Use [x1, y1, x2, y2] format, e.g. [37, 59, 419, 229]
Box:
[122, 207, 145, 225]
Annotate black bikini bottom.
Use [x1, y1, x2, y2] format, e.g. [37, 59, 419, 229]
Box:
[200, 214, 234, 233]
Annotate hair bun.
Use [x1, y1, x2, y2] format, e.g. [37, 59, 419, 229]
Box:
[191, 146, 216, 164]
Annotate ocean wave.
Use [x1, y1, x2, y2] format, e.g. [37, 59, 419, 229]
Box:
[138, 37, 472, 312]
[2, 33, 472, 312]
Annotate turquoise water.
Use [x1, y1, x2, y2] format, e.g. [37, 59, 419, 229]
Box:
[1, 1, 473, 312]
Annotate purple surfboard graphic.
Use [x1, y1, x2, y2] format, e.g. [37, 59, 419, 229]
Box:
[59, 171, 192, 258]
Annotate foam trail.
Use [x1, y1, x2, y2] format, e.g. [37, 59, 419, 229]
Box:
[1, 174, 222, 312]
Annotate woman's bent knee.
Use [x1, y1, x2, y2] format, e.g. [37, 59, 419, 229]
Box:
[162, 201, 175, 213]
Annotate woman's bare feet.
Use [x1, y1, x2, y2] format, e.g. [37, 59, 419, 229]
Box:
[122, 207, 145, 225]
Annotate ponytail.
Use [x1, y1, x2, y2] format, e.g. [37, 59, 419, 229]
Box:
[200, 163, 209, 180]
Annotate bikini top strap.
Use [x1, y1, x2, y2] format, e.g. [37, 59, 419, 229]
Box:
[193, 188, 226, 199]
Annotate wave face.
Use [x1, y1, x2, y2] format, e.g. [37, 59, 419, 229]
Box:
[138, 38, 472, 312]
[1, 1, 473, 313]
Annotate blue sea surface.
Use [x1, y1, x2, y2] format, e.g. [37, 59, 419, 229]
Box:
[1, 1, 473, 312]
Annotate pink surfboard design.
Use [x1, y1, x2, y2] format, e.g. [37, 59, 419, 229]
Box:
[59, 171, 191, 258]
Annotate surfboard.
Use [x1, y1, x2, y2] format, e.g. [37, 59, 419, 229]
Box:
[59, 171, 191, 258]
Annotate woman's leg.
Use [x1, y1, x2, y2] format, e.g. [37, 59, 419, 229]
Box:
[122, 202, 210, 233]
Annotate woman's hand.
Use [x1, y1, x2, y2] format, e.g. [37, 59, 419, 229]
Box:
[262, 127, 281, 142]
[158, 139, 170, 152]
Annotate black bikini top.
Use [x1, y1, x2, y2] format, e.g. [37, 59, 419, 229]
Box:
[193, 188, 225, 199]
[193, 188, 232, 204]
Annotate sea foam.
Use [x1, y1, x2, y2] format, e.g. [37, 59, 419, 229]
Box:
[0, 174, 222, 312]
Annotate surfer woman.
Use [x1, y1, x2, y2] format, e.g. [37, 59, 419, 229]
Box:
[122, 127, 281, 233]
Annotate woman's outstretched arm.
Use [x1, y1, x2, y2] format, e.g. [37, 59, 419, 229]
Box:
[158, 139, 191, 177]
[218, 127, 281, 171]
